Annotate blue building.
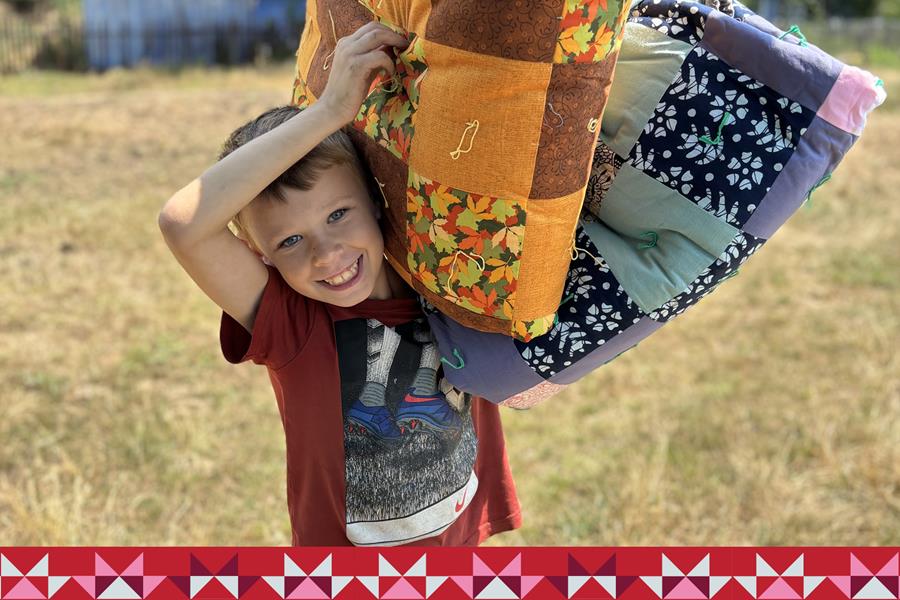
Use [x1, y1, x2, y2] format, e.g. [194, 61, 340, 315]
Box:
[82, 0, 306, 69]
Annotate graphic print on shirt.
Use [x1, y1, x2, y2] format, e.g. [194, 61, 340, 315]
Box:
[336, 317, 478, 546]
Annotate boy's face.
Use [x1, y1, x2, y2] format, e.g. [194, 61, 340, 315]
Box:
[242, 163, 387, 307]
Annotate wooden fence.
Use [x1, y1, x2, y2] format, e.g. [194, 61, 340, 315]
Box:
[0, 15, 305, 73]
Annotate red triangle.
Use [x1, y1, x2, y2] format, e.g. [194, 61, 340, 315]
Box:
[877, 576, 899, 598]
[96, 575, 118, 596]
[499, 576, 521, 597]
[217, 555, 238, 577]
[851, 576, 871, 597]
[569, 555, 589, 576]
[238, 575, 259, 596]
[688, 576, 710, 597]
[190, 555, 212, 577]
[473, 576, 494, 597]
[596, 555, 617, 577]
[572, 577, 614, 599]
[122, 576, 143, 597]
[2, 577, 23, 598]
[194, 578, 233, 600]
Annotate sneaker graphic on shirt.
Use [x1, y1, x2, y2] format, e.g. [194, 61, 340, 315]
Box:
[346, 400, 402, 443]
[395, 390, 462, 434]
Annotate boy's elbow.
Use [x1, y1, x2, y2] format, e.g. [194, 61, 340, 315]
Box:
[157, 198, 193, 246]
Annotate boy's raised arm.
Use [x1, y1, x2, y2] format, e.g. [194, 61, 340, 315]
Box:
[158, 22, 409, 332]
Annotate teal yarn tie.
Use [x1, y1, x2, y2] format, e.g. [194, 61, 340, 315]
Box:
[805, 172, 832, 208]
[875, 78, 884, 88]
[779, 24, 809, 47]
[638, 231, 659, 250]
[699, 111, 734, 145]
[440, 348, 466, 370]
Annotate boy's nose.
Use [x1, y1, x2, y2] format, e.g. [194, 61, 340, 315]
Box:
[311, 240, 342, 267]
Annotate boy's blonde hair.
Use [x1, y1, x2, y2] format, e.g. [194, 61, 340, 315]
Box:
[219, 105, 373, 252]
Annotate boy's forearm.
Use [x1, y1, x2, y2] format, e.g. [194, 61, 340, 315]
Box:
[158, 101, 343, 245]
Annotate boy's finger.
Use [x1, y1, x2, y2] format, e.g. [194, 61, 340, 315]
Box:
[359, 50, 396, 79]
[346, 26, 409, 55]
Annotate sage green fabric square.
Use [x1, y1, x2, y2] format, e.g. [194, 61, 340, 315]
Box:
[584, 164, 739, 313]
[600, 23, 693, 157]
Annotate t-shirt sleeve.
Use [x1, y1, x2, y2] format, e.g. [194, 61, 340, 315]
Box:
[219, 265, 314, 369]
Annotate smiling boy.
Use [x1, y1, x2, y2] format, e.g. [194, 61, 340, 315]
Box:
[157, 22, 521, 546]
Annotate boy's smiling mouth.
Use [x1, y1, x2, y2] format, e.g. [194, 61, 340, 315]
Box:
[320, 255, 363, 290]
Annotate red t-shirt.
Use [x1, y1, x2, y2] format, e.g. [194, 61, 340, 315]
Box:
[219, 265, 521, 546]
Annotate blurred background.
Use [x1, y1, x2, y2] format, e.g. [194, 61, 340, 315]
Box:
[1, 0, 898, 545]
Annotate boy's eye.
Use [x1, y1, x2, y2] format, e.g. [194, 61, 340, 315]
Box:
[328, 208, 348, 223]
[280, 234, 302, 249]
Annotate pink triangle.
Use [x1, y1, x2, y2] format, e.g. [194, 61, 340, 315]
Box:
[287, 577, 329, 600]
[521, 576, 542, 597]
[473, 556, 495, 577]
[877, 554, 899, 577]
[666, 577, 705, 599]
[451, 575, 474, 597]
[74, 575, 96, 596]
[829, 575, 851, 596]
[6, 578, 46, 600]
[760, 577, 801, 600]
[122, 555, 144, 577]
[144, 575, 166, 595]
[383, 577, 424, 599]
[852, 555, 873, 577]
[499, 555, 522, 577]
[95, 554, 118, 577]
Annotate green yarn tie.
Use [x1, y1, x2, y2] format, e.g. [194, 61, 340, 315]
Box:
[875, 78, 884, 88]
[805, 173, 832, 208]
[779, 24, 809, 47]
[699, 111, 734, 145]
[638, 231, 659, 250]
[440, 348, 466, 370]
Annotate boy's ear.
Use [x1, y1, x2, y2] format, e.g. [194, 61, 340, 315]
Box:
[239, 237, 273, 266]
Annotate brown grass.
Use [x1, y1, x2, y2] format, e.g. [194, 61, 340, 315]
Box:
[0, 64, 897, 545]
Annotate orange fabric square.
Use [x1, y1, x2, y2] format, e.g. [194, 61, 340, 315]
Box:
[514, 187, 586, 320]
[408, 39, 551, 199]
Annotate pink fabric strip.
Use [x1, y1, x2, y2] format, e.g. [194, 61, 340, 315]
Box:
[817, 65, 887, 136]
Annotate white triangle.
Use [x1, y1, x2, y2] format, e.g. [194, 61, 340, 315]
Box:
[49, 576, 70, 598]
[757, 554, 778, 577]
[380, 555, 401, 577]
[1, 555, 24, 577]
[783, 555, 804, 577]
[311, 555, 332, 577]
[284, 555, 306, 577]
[190, 575, 212, 598]
[216, 575, 239, 598]
[641, 576, 663, 598]
[27, 554, 49, 577]
[735, 575, 756, 596]
[98, 576, 141, 600]
[333, 576, 353, 596]
[855, 577, 895, 599]
[710, 576, 731, 598]
[595, 575, 617, 598]
[476, 577, 517, 599]
[406, 555, 427, 577]
[662, 555, 684, 577]
[569, 575, 590, 597]
[358, 575, 379, 597]
[426, 576, 448, 597]
[804, 576, 825, 597]
[688, 554, 710, 577]
[262, 575, 285, 597]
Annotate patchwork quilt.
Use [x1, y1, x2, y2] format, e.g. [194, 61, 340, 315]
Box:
[423, 0, 886, 407]
[291, 0, 631, 341]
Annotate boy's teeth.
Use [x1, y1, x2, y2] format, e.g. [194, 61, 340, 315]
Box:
[324, 260, 358, 286]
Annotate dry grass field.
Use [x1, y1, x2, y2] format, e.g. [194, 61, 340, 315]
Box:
[0, 64, 897, 546]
